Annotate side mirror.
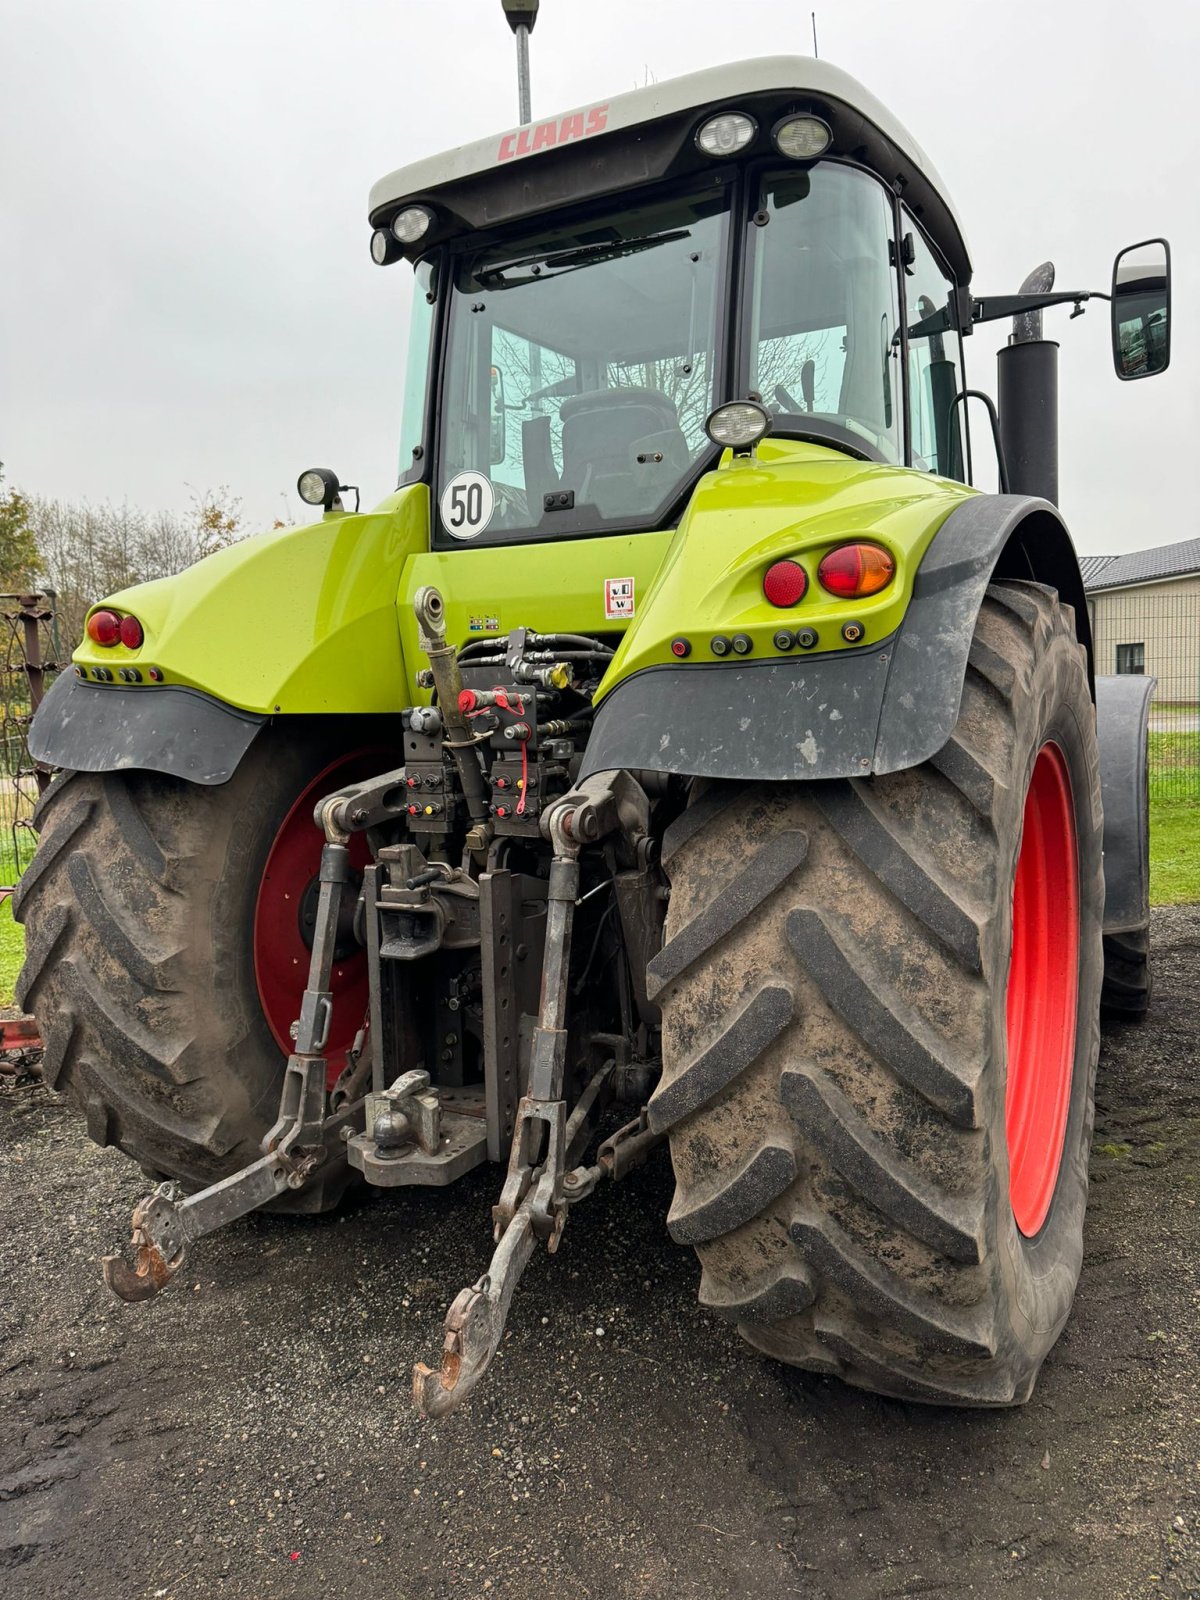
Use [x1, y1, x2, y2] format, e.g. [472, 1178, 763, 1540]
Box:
[489, 364, 507, 464]
[1111, 238, 1171, 380]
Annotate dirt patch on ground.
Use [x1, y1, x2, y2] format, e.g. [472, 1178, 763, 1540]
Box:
[2, 909, 1198, 1600]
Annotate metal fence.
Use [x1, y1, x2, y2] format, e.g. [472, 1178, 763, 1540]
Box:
[0, 593, 61, 887]
[1088, 583, 1199, 802]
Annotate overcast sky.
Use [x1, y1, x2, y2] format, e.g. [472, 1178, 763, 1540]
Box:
[2, 0, 1196, 553]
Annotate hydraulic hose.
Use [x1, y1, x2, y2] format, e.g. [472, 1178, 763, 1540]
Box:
[412, 586, 490, 823]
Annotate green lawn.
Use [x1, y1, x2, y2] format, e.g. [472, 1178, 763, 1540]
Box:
[1149, 799, 1200, 905]
[0, 895, 24, 1007]
[1148, 731, 1199, 803]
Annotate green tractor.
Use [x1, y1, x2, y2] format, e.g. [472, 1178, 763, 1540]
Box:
[17, 19, 1170, 1416]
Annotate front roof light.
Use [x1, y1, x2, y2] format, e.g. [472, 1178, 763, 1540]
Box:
[705, 399, 771, 451]
[773, 114, 833, 160]
[391, 205, 434, 244]
[370, 229, 392, 265]
[696, 111, 756, 158]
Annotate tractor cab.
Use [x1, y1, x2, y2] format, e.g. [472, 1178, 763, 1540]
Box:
[368, 58, 975, 548]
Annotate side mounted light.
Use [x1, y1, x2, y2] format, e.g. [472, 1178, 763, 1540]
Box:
[773, 114, 832, 160]
[297, 468, 342, 511]
[696, 111, 756, 157]
[705, 399, 771, 453]
[370, 229, 396, 265]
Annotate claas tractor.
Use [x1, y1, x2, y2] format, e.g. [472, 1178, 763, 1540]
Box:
[17, 28, 1171, 1415]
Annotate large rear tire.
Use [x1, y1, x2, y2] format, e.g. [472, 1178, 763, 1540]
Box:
[14, 722, 395, 1205]
[649, 582, 1104, 1405]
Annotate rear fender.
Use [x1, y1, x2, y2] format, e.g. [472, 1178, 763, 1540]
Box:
[1094, 674, 1154, 934]
[28, 486, 431, 783]
[581, 493, 1093, 782]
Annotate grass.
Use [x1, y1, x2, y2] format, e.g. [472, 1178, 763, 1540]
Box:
[0, 895, 23, 1007]
[1147, 731, 1200, 803]
[1148, 799, 1200, 906]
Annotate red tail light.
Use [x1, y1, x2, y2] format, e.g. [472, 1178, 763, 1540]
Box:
[762, 559, 808, 607]
[119, 614, 144, 649]
[817, 543, 895, 599]
[86, 609, 121, 646]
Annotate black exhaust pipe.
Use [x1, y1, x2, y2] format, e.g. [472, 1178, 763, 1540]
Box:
[997, 262, 1059, 505]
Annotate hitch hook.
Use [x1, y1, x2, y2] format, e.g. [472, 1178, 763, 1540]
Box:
[412, 1200, 538, 1418]
[102, 1184, 188, 1303]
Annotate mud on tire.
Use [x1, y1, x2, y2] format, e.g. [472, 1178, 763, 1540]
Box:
[649, 581, 1104, 1405]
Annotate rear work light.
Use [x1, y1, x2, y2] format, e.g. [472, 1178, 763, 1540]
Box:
[817, 543, 896, 599]
[86, 609, 121, 646]
[762, 559, 808, 607]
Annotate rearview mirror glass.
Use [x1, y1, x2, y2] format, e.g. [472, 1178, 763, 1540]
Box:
[1111, 239, 1170, 380]
[489, 364, 507, 464]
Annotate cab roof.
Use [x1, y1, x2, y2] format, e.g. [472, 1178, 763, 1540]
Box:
[368, 56, 972, 282]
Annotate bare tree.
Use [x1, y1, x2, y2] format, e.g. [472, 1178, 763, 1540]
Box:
[25, 487, 246, 648]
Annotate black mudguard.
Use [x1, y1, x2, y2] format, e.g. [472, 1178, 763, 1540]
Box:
[28, 672, 266, 786]
[581, 493, 1092, 783]
[1094, 674, 1154, 935]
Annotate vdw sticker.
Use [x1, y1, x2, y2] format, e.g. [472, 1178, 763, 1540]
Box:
[604, 577, 635, 620]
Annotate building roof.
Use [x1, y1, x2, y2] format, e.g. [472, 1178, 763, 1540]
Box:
[1080, 538, 1200, 592]
[367, 56, 971, 279]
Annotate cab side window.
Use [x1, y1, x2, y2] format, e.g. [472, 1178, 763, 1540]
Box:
[904, 215, 968, 480]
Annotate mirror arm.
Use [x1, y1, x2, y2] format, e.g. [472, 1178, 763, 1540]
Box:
[969, 289, 1108, 327]
[908, 289, 1113, 343]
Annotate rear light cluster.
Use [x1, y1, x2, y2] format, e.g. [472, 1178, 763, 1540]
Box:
[762, 543, 895, 607]
[86, 609, 144, 649]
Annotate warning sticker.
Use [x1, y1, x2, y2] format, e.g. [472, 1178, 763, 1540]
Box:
[604, 577, 635, 620]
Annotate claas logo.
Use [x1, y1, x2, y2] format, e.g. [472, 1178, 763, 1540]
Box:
[497, 104, 609, 162]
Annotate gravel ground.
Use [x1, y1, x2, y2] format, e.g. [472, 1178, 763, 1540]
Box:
[2, 907, 1198, 1600]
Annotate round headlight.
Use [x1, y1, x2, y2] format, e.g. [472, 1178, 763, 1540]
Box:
[370, 229, 392, 265]
[297, 468, 340, 508]
[705, 400, 771, 450]
[391, 205, 434, 244]
[773, 114, 833, 160]
[696, 111, 756, 158]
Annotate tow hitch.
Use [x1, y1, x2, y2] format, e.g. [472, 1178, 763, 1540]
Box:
[413, 788, 663, 1416]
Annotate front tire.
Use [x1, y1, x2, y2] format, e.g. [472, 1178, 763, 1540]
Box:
[649, 582, 1104, 1405]
[14, 723, 394, 1202]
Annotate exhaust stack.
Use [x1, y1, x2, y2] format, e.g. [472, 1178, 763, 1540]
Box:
[997, 261, 1059, 505]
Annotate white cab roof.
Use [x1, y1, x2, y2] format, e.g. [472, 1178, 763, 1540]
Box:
[369, 55, 970, 274]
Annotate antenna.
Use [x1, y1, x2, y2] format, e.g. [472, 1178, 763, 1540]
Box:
[811, 11, 819, 57]
[501, 0, 540, 123]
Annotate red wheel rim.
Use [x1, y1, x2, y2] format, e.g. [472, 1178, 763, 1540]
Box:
[254, 750, 388, 1087]
[1005, 741, 1080, 1237]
